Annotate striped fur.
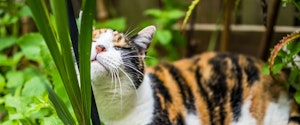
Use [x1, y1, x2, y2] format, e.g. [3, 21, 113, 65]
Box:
[90, 26, 300, 125]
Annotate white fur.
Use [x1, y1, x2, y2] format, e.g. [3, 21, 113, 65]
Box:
[185, 112, 202, 125]
[263, 92, 290, 125]
[102, 75, 155, 125]
[231, 92, 290, 125]
[231, 98, 257, 125]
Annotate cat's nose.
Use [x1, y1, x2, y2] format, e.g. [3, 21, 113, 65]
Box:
[96, 45, 106, 53]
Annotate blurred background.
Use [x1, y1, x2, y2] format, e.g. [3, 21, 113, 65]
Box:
[1, 0, 300, 124]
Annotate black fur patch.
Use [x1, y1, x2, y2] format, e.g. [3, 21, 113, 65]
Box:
[163, 63, 196, 113]
[289, 116, 300, 124]
[120, 49, 144, 88]
[244, 57, 260, 86]
[175, 114, 185, 125]
[208, 53, 230, 124]
[227, 54, 243, 122]
[195, 66, 215, 124]
[149, 73, 172, 124]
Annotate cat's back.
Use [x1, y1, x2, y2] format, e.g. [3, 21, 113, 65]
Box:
[145, 52, 300, 125]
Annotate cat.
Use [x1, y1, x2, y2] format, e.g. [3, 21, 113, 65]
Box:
[90, 26, 300, 125]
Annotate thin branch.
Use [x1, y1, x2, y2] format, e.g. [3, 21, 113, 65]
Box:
[259, 0, 281, 61]
[220, 0, 235, 52]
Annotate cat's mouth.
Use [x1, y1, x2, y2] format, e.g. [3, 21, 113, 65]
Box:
[91, 58, 110, 72]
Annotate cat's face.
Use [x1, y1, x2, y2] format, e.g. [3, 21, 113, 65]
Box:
[90, 26, 156, 88]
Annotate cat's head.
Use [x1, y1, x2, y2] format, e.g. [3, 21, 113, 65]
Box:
[90, 26, 156, 89]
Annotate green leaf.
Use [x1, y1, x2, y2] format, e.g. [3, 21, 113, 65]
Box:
[0, 54, 9, 66]
[262, 63, 270, 75]
[45, 84, 75, 125]
[95, 18, 126, 31]
[41, 116, 63, 125]
[6, 71, 24, 88]
[293, 0, 300, 12]
[0, 37, 17, 51]
[12, 52, 24, 65]
[0, 74, 5, 93]
[144, 9, 162, 17]
[17, 33, 44, 61]
[156, 29, 172, 45]
[79, 0, 96, 123]
[27, 108, 50, 119]
[5, 95, 29, 113]
[19, 6, 33, 17]
[50, 0, 83, 123]
[272, 63, 284, 74]
[294, 91, 300, 104]
[289, 68, 299, 83]
[22, 77, 46, 97]
[165, 9, 185, 19]
[287, 38, 300, 56]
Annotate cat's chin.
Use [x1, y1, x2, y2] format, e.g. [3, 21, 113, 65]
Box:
[91, 61, 109, 79]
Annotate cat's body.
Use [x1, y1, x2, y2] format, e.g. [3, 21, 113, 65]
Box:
[90, 26, 300, 125]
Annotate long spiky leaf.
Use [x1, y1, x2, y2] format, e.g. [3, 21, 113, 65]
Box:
[50, 0, 85, 123]
[45, 84, 75, 124]
[79, 0, 96, 124]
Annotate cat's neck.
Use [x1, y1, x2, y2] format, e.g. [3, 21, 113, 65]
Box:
[92, 74, 154, 125]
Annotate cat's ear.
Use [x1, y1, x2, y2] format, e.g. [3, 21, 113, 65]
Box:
[132, 25, 156, 54]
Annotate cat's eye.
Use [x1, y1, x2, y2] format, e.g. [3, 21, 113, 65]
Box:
[114, 46, 122, 50]
[114, 46, 131, 51]
[117, 36, 122, 41]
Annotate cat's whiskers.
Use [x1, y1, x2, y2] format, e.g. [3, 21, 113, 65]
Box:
[124, 26, 138, 38]
[122, 55, 154, 59]
[124, 25, 133, 37]
[117, 67, 139, 97]
[103, 58, 126, 110]
[115, 68, 124, 111]
[123, 63, 144, 76]
[121, 51, 139, 56]
[110, 68, 118, 101]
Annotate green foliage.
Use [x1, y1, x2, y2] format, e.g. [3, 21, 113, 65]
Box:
[94, 17, 127, 31]
[0, 33, 65, 124]
[142, 0, 187, 66]
[0, 0, 31, 36]
[268, 33, 300, 104]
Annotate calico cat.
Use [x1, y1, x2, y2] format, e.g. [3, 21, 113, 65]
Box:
[90, 26, 300, 125]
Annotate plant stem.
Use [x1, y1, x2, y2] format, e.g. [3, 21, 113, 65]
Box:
[220, 0, 235, 52]
[260, 0, 281, 61]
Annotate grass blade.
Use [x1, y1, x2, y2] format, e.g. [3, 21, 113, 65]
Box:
[26, 0, 61, 64]
[79, 0, 96, 123]
[45, 84, 75, 124]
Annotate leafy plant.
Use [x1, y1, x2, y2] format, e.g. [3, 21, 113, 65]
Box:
[94, 17, 127, 31]
[265, 0, 300, 104]
[0, 1, 68, 124]
[0, 0, 31, 36]
[267, 32, 300, 103]
[141, 0, 187, 65]
[0, 33, 65, 124]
